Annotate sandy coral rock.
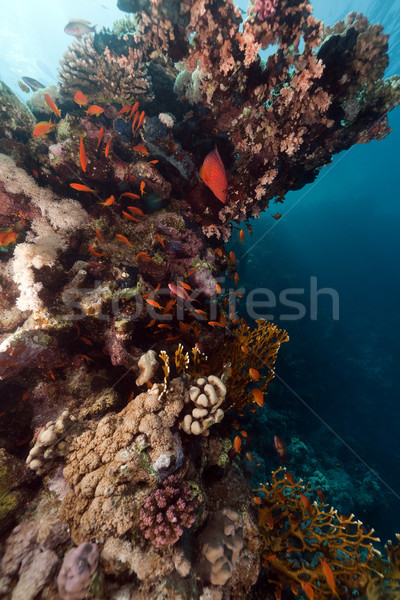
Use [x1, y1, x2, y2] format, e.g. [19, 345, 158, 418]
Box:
[181, 375, 226, 436]
[101, 537, 174, 580]
[60, 383, 185, 543]
[57, 542, 98, 600]
[136, 349, 159, 386]
[0, 517, 68, 599]
[197, 508, 244, 586]
[26, 410, 76, 475]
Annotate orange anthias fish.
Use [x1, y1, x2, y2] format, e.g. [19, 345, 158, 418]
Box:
[44, 93, 61, 118]
[252, 388, 264, 407]
[100, 195, 115, 206]
[133, 144, 149, 155]
[86, 105, 104, 116]
[129, 101, 139, 119]
[301, 582, 314, 600]
[233, 436, 241, 453]
[249, 367, 260, 381]
[115, 234, 133, 247]
[105, 136, 114, 158]
[0, 228, 19, 246]
[127, 206, 145, 216]
[146, 299, 163, 310]
[70, 183, 97, 193]
[136, 110, 145, 131]
[97, 127, 104, 148]
[199, 145, 228, 203]
[74, 90, 88, 107]
[32, 121, 56, 138]
[320, 559, 340, 599]
[272, 213, 282, 220]
[300, 494, 313, 515]
[117, 105, 131, 114]
[240, 229, 245, 242]
[140, 181, 146, 196]
[79, 135, 87, 172]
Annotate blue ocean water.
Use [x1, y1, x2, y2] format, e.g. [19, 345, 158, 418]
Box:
[232, 0, 400, 543]
[1, 0, 399, 545]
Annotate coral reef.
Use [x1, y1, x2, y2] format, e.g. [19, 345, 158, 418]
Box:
[140, 473, 197, 548]
[197, 508, 244, 586]
[0, 0, 399, 598]
[57, 542, 99, 600]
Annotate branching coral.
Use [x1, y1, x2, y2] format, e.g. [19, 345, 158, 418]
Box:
[208, 319, 289, 413]
[256, 468, 400, 598]
[58, 36, 153, 104]
[139, 473, 197, 548]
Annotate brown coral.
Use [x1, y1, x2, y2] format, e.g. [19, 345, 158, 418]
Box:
[59, 381, 185, 543]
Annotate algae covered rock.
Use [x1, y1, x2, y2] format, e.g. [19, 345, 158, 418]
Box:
[0, 448, 31, 536]
[0, 80, 35, 162]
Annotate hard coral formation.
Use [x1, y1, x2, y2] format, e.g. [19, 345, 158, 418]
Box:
[57, 542, 99, 600]
[197, 508, 244, 586]
[0, 0, 399, 598]
[59, 36, 153, 105]
[140, 473, 197, 548]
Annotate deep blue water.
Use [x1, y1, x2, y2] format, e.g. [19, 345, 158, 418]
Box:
[231, 96, 400, 543]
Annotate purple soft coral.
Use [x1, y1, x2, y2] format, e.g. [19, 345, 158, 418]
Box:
[140, 474, 197, 548]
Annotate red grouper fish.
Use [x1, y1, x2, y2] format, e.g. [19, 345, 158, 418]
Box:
[199, 145, 228, 203]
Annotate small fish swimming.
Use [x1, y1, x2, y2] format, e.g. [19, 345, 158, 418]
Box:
[133, 144, 149, 155]
[146, 299, 163, 310]
[104, 136, 114, 157]
[64, 19, 96, 39]
[129, 101, 139, 119]
[199, 145, 228, 203]
[115, 234, 133, 247]
[127, 206, 145, 216]
[120, 192, 140, 200]
[0, 228, 19, 247]
[79, 135, 87, 172]
[18, 80, 30, 93]
[252, 388, 264, 407]
[99, 195, 115, 206]
[274, 435, 287, 462]
[117, 105, 131, 115]
[233, 435, 242, 453]
[249, 367, 260, 381]
[32, 121, 56, 138]
[97, 127, 104, 148]
[22, 76, 45, 91]
[70, 183, 97, 192]
[320, 559, 340, 599]
[74, 90, 88, 107]
[44, 93, 61, 118]
[86, 105, 104, 116]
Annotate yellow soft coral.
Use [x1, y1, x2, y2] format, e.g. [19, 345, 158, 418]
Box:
[256, 468, 400, 599]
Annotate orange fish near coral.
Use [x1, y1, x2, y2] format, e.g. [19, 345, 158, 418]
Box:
[133, 144, 149, 155]
[300, 494, 313, 515]
[0, 228, 19, 247]
[86, 105, 104, 116]
[320, 559, 340, 599]
[97, 127, 104, 148]
[105, 136, 114, 158]
[74, 90, 88, 107]
[79, 135, 87, 172]
[115, 234, 133, 247]
[199, 145, 228, 203]
[301, 582, 314, 600]
[70, 183, 97, 193]
[272, 213, 281, 220]
[252, 388, 264, 407]
[146, 299, 163, 310]
[233, 436, 241, 453]
[32, 121, 56, 138]
[129, 101, 139, 119]
[100, 195, 115, 206]
[117, 105, 131, 114]
[120, 192, 140, 200]
[249, 367, 260, 381]
[44, 93, 61, 118]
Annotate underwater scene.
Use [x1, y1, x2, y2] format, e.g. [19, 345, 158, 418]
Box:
[0, 0, 399, 598]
